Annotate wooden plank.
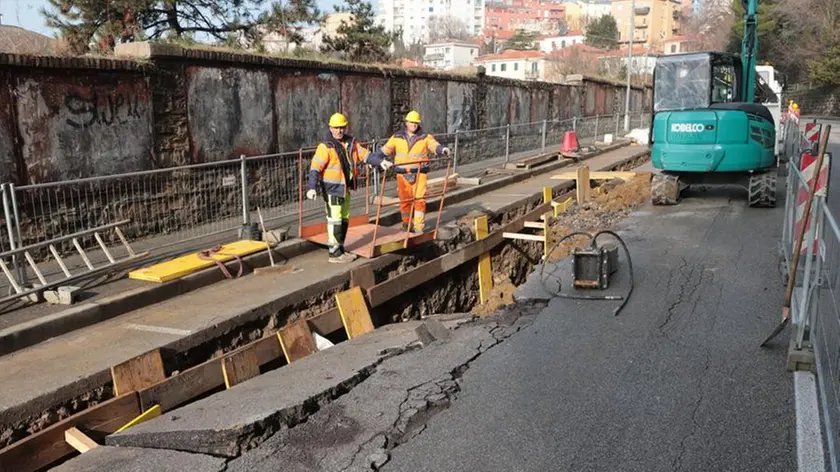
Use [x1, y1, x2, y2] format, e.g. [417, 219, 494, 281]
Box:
[115, 405, 162, 433]
[278, 319, 318, 363]
[543, 186, 552, 205]
[475, 215, 492, 305]
[128, 240, 268, 283]
[459, 177, 482, 186]
[551, 170, 637, 181]
[0, 394, 140, 472]
[350, 264, 376, 291]
[335, 286, 374, 339]
[503, 232, 545, 242]
[524, 221, 545, 229]
[64, 427, 99, 454]
[222, 345, 261, 389]
[138, 336, 281, 412]
[576, 166, 590, 204]
[111, 349, 166, 396]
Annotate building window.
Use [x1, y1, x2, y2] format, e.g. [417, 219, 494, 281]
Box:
[531, 62, 537, 73]
[514, 62, 518, 71]
[670, 44, 677, 53]
[501, 63, 506, 71]
[561, 40, 565, 48]
[492, 64, 496, 71]
[429, 6, 433, 11]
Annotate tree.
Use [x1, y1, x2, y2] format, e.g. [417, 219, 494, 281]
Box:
[584, 15, 618, 50]
[42, 0, 322, 54]
[427, 15, 471, 43]
[504, 29, 537, 50]
[321, 0, 398, 63]
[809, 42, 840, 86]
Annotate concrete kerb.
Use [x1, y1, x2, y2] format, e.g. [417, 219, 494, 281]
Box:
[0, 142, 633, 357]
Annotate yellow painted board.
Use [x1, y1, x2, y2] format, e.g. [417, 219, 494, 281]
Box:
[129, 240, 268, 283]
[552, 197, 573, 216]
[475, 215, 492, 305]
[551, 171, 637, 181]
[115, 405, 162, 433]
[335, 286, 374, 339]
[543, 186, 552, 205]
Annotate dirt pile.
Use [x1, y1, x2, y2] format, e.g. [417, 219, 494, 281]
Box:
[471, 274, 518, 317]
[547, 173, 651, 262]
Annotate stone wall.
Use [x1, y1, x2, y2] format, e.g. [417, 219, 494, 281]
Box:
[788, 86, 840, 118]
[0, 45, 650, 250]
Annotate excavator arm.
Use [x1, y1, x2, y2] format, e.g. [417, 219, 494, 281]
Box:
[740, 0, 759, 102]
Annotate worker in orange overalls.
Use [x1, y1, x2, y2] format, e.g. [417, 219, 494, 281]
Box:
[372, 110, 450, 233]
[307, 112, 393, 263]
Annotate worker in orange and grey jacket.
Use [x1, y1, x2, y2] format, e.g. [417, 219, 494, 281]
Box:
[370, 110, 450, 233]
[307, 112, 393, 263]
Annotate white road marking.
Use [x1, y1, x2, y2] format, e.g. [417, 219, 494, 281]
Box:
[125, 323, 192, 336]
[794, 371, 826, 472]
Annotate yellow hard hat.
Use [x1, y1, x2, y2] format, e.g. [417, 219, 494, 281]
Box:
[404, 110, 422, 124]
[329, 112, 348, 127]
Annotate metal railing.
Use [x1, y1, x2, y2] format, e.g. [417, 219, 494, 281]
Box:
[0, 111, 650, 266]
[779, 115, 840, 471]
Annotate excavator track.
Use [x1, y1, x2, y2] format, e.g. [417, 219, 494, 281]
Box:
[651, 173, 681, 205]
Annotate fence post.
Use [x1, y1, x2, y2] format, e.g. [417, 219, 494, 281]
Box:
[373, 138, 380, 197]
[1, 183, 22, 284]
[504, 124, 511, 164]
[594, 115, 600, 141]
[541, 120, 547, 153]
[239, 154, 256, 240]
[572, 116, 577, 132]
[795, 195, 821, 350]
[8, 183, 26, 285]
[453, 130, 460, 173]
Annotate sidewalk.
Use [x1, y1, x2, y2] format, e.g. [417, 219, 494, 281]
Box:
[0, 145, 648, 439]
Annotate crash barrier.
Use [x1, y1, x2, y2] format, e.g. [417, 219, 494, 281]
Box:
[0, 112, 650, 284]
[778, 114, 840, 470]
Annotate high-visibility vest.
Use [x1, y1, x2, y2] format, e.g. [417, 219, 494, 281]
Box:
[309, 137, 370, 197]
[381, 127, 442, 173]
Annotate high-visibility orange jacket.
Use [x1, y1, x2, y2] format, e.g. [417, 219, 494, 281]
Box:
[308, 135, 382, 197]
[374, 126, 443, 174]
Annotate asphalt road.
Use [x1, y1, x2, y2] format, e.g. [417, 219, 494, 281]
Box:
[383, 187, 796, 471]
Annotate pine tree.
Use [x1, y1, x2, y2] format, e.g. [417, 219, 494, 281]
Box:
[320, 0, 397, 63]
[584, 15, 618, 50]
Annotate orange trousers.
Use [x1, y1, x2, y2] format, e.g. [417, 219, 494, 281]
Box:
[397, 173, 428, 232]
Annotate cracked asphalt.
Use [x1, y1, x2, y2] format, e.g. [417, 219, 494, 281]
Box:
[382, 187, 796, 472]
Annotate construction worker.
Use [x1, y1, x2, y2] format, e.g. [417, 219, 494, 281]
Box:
[307, 112, 393, 263]
[371, 110, 450, 233]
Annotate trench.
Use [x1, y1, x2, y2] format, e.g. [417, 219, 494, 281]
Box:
[0, 151, 651, 452]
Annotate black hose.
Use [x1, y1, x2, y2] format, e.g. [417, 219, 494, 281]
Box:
[538, 229, 635, 316]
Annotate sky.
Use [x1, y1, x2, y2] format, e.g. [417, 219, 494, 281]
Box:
[0, 0, 349, 37]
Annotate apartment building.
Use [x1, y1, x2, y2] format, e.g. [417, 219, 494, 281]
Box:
[423, 41, 480, 69]
[611, 0, 683, 50]
[377, 0, 485, 44]
[473, 49, 546, 80]
[484, 0, 566, 39]
[538, 31, 585, 53]
[562, 0, 613, 31]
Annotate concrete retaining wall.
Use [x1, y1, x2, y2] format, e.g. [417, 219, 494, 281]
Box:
[0, 45, 650, 185]
[788, 86, 840, 118]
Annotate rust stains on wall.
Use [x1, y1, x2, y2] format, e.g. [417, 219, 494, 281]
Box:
[276, 72, 340, 151]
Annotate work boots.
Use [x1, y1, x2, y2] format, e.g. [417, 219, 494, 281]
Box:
[329, 220, 357, 263]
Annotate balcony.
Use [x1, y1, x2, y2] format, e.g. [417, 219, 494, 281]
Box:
[634, 6, 650, 15]
[423, 53, 445, 62]
[635, 23, 648, 28]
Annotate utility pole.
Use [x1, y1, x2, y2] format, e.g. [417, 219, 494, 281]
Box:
[623, 0, 635, 132]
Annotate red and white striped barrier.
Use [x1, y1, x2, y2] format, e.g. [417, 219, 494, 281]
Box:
[795, 149, 831, 256]
[804, 121, 822, 151]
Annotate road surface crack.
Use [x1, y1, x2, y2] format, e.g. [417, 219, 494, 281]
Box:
[672, 346, 711, 472]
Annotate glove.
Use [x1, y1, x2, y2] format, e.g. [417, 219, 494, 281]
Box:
[440, 147, 451, 157]
[306, 189, 317, 200]
[380, 160, 393, 171]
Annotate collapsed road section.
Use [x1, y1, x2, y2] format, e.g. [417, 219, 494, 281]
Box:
[0, 143, 650, 471]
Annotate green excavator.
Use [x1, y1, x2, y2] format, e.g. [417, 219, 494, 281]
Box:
[649, 0, 784, 206]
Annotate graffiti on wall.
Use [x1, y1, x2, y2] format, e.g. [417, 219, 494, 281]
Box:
[63, 90, 145, 129]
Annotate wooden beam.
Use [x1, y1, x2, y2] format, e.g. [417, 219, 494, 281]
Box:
[336, 286, 375, 339]
[111, 349, 166, 396]
[350, 264, 376, 291]
[551, 170, 637, 181]
[459, 177, 482, 186]
[64, 427, 99, 454]
[475, 215, 492, 305]
[0, 394, 141, 472]
[222, 344, 261, 389]
[137, 336, 282, 412]
[552, 197, 574, 216]
[503, 232, 545, 242]
[524, 221, 545, 229]
[278, 319, 317, 363]
[576, 166, 590, 204]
